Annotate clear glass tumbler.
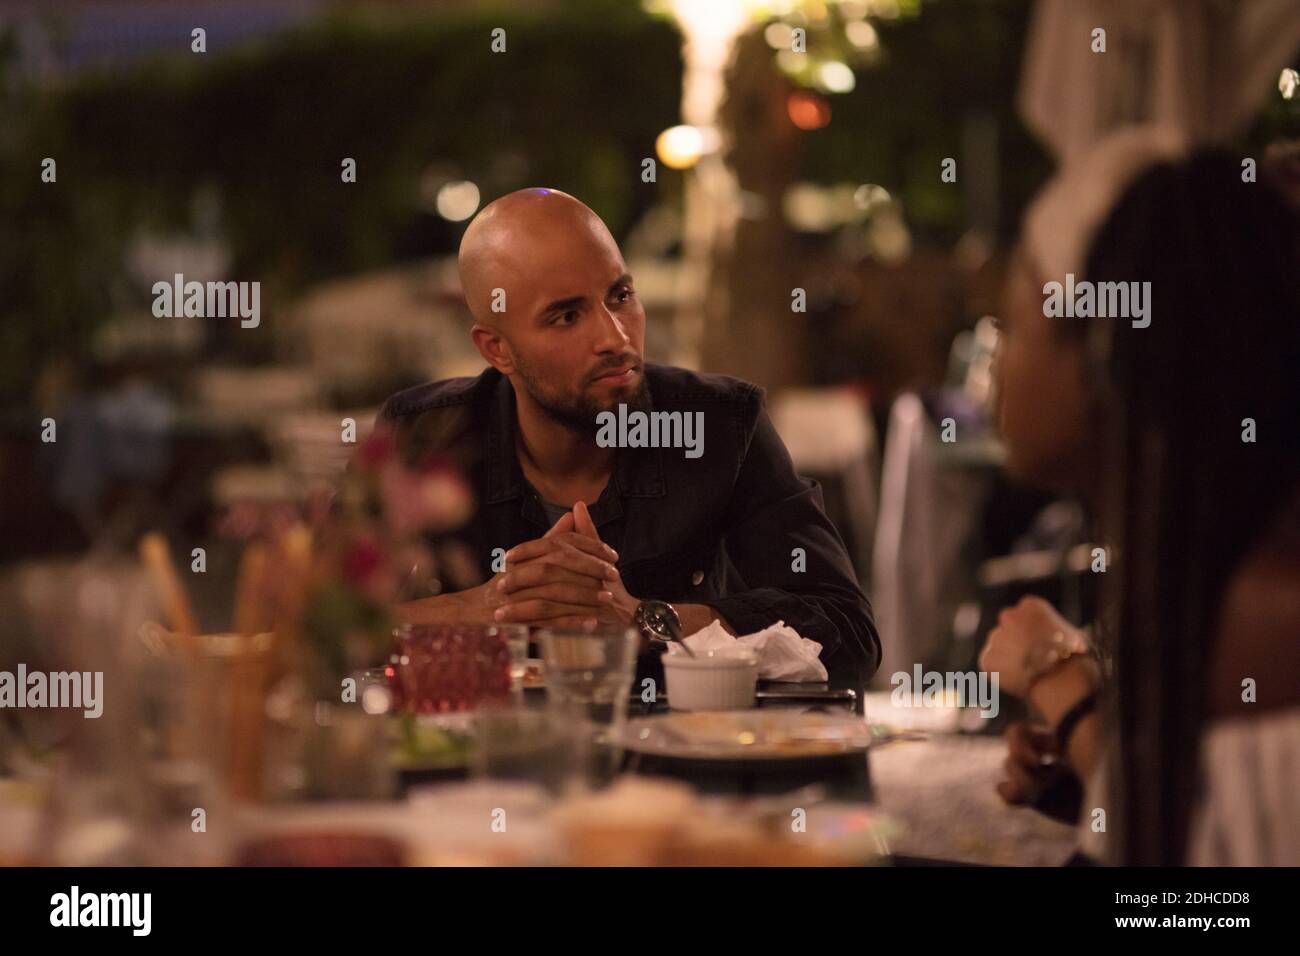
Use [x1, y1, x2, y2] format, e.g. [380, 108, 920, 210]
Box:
[537, 626, 638, 787]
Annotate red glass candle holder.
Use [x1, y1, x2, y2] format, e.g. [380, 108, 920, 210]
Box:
[392, 624, 512, 714]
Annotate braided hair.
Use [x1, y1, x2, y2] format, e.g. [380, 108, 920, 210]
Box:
[1081, 151, 1300, 864]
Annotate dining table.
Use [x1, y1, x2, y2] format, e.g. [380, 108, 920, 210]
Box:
[367, 679, 1080, 867]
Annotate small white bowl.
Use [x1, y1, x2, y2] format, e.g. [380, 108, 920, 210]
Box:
[663, 652, 759, 711]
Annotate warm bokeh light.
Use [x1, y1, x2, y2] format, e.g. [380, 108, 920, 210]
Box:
[787, 91, 832, 130]
[845, 19, 879, 50]
[435, 180, 480, 221]
[853, 183, 891, 212]
[816, 61, 856, 93]
[656, 124, 707, 169]
[1282, 68, 1299, 100]
[764, 21, 794, 50]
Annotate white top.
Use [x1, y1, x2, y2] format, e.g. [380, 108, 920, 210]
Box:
[1187, 707, 1300, 866]
[1079, 706, 1300, 865]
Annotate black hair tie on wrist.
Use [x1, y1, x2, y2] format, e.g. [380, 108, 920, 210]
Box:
[1055, 693, 1098, 756]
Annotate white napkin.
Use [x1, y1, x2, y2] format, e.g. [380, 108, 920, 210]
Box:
[667, 620, 828, 682]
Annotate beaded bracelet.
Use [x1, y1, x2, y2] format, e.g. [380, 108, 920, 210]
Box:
[1023, 627, 1092, 688]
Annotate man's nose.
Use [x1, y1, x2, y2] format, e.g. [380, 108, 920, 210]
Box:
[591, 303, 631, 353]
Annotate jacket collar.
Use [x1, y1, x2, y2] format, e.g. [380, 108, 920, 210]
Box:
[483, 369, 666, 529]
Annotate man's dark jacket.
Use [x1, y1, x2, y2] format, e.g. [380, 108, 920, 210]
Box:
[379, 363, 880, 686]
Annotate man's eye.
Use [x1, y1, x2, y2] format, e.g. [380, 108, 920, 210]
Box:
[552, 311, 577, 326]
[614, 287, 634, 304]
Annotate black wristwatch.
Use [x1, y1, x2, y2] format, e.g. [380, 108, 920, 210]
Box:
[634, 599, 681, 645]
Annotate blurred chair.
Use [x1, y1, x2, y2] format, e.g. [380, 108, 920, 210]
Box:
[210, 466, 297, 510]
[193, 367, 322, 429]
[872, 387, 1098, 690]
[870, 392, 998, 685]
[287, 259, 481, 395]
[208, 406, 375, 511]
[267, 408, 378, 492]
[770, 388, 878, 580]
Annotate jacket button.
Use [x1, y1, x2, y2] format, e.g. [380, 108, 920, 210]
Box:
[691, 570, 704, 586]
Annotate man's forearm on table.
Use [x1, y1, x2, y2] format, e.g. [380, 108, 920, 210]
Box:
[706, 587, 877, 662]
[395, 583, 495, 626]
[609, 586, 732, 637]
[398, 587, 733, 638]
[674, 603, 735, 636]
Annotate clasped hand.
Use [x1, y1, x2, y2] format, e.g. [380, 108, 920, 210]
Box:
[486, 501, 639, 629]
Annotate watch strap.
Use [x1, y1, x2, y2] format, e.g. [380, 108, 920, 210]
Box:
[1054, 692, 1098, 756]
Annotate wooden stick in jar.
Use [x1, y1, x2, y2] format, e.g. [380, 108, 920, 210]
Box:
[233, 542, 270, 639]
[138, 531, 202, 762]
[231, 541, 279, 802]
[138, 532, 200, 655]
[271, 524, 314, 654]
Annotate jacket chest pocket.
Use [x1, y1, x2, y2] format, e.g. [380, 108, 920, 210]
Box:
[620, 544, 720, 604]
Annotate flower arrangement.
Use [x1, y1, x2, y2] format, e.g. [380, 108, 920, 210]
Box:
[219, 424, 474, 699]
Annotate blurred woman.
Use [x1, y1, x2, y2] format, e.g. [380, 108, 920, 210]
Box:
[981, 129, 1300, 865]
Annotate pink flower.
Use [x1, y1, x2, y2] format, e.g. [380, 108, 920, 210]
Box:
[380, 460, 473, 536]
[304, 489, 336, 530]
[343, 536, 385, 586]
[216, 500, 303, 541]
[216, 501, 261, 539]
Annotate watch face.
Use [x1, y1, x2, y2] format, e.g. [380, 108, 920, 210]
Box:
[638, 600, 679, 640]
[644, 604, 671, 633]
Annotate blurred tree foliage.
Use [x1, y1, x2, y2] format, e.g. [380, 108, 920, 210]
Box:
[8, 0, 1287, 405]
[800, 0, 1050, 242]
[0, 3, 682, 403]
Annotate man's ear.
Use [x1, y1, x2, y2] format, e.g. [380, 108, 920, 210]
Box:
[471, 324, 515, 375]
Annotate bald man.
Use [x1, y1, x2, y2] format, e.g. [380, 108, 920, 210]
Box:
[378, 188, 879, 686]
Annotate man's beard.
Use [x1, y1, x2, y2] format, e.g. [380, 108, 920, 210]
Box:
[513, 358, 650, 437]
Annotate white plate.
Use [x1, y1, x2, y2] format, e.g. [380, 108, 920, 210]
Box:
[616, 709, 874, 760]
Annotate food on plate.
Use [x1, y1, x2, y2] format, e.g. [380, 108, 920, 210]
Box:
[550, 777, 854, 866]
[390, 713, 473, 769]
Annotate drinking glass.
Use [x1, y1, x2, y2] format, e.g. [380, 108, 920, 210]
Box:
[537, 626, 638, 787]
[469, 707, 583, 796]
[500, 625, 531, 699]
[301, 700, 395, 801]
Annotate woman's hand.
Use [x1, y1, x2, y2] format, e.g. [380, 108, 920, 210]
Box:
[996, 720, 1087, 824]
[997, 721, 1061, 805]
[978, 595, 1087, 698]
[981, 596, 1103, 785]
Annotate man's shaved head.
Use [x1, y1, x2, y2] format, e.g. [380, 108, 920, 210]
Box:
[459, 187, 647, 433]
[460, 188, 610, 324]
